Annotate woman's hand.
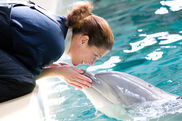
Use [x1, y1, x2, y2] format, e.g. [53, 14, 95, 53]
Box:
[47, 63, 92, 90]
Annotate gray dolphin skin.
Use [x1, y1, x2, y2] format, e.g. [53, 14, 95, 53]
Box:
[82, 71, 178, 120]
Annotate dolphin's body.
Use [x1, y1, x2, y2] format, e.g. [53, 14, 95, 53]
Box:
[82, 71, 178, 120]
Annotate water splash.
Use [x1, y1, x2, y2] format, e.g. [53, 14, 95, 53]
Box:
[126, 98, 182, 121]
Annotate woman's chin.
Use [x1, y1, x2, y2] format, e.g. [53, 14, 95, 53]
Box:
[72, 62, 79, 66]
[72, 61, 82, 66]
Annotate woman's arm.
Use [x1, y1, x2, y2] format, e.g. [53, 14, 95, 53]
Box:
[35, 62, 71, 79]
[35, 67, 58, 80]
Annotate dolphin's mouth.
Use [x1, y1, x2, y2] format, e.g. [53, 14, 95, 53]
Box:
[83, 71, 96, 82]
[83, 71, 101, 89]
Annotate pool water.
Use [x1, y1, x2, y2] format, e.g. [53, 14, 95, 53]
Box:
[43, 0, 182, 121]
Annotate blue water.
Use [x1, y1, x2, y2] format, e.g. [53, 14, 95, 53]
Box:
[43, 0, 182, 121]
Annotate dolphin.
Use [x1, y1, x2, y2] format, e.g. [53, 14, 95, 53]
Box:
[82, 71, 178, 120]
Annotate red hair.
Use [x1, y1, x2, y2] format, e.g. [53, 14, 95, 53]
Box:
[65, 1, 114, 50]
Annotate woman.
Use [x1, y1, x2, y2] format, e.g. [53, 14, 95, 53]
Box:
[0, 1, 114, 102]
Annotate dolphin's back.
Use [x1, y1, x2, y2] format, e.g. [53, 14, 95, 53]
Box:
[94, 71, 177, 105]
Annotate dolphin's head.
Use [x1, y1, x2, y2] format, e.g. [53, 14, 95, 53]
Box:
[83, 71, 151, 107]
[83, 71, 124, 105]
[83, 71, 176, 105]
[82, 71, 177, 120]
[82, 71, 130, 120]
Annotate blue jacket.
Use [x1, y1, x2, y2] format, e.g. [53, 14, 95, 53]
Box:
[10, 6, 68, 75]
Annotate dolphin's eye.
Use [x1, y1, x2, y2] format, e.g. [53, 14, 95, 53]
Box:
[148, 85, 152, 87]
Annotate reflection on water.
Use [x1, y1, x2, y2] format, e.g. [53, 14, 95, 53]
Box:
[155, 0, 182, 14]
[87, 56, 121, 71]
[44, 0, 182, 121]
[160, 0, 182, 12]
[123, 32, 182, 53]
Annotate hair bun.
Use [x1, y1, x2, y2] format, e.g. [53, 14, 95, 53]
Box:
[66, 1, 93, 28]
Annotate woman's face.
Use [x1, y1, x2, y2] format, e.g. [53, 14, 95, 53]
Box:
[68, 34, 108, 66]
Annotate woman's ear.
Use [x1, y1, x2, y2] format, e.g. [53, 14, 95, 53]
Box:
[81, 35, 89, 45]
